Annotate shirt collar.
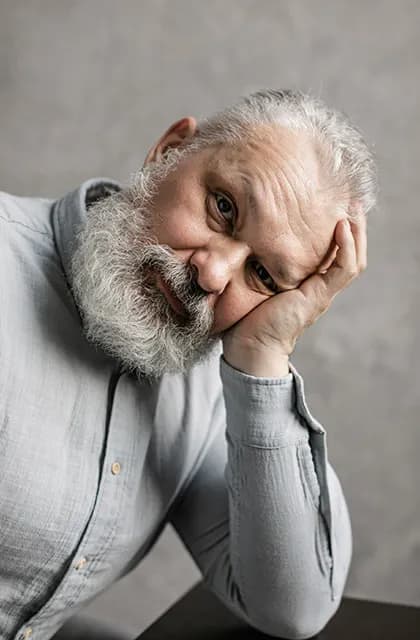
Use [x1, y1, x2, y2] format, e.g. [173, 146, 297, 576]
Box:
[51, 178, 121, 287]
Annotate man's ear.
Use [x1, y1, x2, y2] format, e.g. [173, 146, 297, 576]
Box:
[144, 117, 197, 166]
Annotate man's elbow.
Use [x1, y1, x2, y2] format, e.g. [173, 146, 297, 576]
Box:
[244, 592, 340, 639]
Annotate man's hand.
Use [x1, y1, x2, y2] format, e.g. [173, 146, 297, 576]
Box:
[222, 215, 367, 377]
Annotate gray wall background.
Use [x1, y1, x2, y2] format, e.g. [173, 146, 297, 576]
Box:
[1, 0, 419, 634]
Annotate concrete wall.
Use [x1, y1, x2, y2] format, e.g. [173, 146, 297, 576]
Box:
[1, 0, 419, 634]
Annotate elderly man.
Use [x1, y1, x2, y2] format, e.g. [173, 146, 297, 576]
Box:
[0, 90, 376, 640]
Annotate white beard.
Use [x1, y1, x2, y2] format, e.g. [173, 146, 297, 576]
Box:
[70, 155, 219, 378]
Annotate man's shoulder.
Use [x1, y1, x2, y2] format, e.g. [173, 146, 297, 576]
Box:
[0, 189, 54, 237]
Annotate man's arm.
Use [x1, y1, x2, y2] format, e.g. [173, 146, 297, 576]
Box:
[170, 357, 352, 640]
[170, 214, 364, 638]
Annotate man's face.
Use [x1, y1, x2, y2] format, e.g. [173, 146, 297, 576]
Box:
[72, 125, 340, 377]
[149, 127, 340, 335]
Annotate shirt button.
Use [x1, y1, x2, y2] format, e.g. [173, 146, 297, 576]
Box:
[74, 557, 87, 570]
[111, 461, 121, 475]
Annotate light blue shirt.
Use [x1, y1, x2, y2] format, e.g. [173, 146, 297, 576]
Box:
[0, 179, 352, 640]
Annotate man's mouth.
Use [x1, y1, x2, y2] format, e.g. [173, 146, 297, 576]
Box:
[156, 274, 188, 319]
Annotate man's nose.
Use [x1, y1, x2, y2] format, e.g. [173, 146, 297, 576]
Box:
[189, 237, 250, 296]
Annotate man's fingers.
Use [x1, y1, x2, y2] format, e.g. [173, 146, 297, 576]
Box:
[350, 213, 367, 272]
[298, 217, 360, 317]
[294, 214, 367, 329]
[321, 219, 358, 294]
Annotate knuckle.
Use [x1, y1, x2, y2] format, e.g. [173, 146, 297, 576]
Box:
[313, 295, 329, 317]
[302, 305, 317, 327]
[317, 297, 330, 315]
[299, 281, 332, 327]
[295, 305, 307, 326]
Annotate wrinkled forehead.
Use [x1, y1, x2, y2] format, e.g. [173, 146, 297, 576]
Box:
[202, 126, 341, 281]
[206, 125, 324, 206]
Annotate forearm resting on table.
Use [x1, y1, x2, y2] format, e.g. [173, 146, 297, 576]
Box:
[214, 358, 352, 639]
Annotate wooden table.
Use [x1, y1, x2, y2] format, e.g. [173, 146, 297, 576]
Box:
[139, 582, 420, 639]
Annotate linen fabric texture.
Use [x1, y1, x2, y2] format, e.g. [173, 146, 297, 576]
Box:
[0, 180, 352, 640]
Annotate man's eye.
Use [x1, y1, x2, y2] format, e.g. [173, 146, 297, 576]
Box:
[214, 192, 236, 224]
[252, 261, 278, 293]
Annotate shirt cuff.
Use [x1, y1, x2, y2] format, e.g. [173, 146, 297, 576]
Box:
[220, 356, 314, 447]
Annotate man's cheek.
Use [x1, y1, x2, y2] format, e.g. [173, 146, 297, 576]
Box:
[211, 295, 259, 334]
[152, 211, 201, 248]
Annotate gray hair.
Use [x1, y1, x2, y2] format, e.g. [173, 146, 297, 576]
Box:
[187, 89, 377, 216]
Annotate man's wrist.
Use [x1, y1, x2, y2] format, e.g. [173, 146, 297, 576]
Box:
[222, 345, 290, 378]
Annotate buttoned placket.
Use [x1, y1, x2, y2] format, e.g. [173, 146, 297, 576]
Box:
[13, 366, 138, 639]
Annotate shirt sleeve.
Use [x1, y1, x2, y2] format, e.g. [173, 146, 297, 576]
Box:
[170, 356, 352, 639]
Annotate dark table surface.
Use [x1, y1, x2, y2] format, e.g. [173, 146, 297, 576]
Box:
[139, 582, 420, 640]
